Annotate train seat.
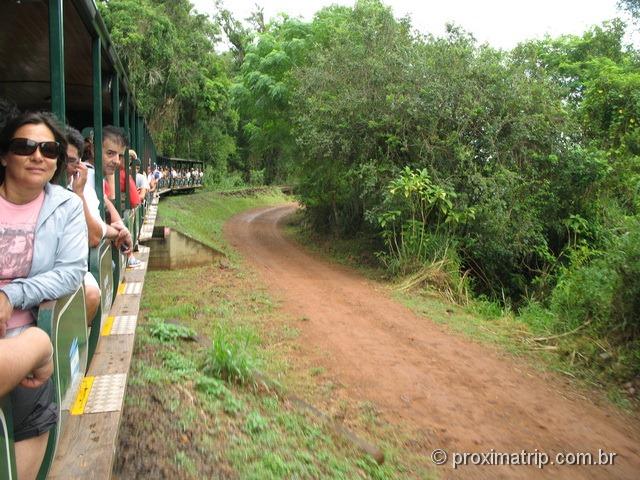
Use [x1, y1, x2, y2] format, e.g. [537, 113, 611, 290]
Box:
[36, 286, 88, 479]
[0, 288, 89, 477]
[88, 242, 114, 365]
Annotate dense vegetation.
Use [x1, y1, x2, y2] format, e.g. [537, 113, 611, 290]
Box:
[98, 0, 237, 179]
[99, 0, 640, 386]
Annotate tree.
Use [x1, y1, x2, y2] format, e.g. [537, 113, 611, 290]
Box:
[293, 0, 416, 231]
[98, 0, 237, 173]
[618, 0, 640, 21]
[231, 15, 311, 183]
[214, 2, 253, 70]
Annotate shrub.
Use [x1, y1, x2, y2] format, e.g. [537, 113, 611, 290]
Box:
[149, 319, 197, 343]
[367, 167, 473, 275]
[205, 169, 246, 191]
[550, 256, 616, 331]
[550, 217, 640, 341]
[202, 324, 257, 385]
[610, 219, 640, 341]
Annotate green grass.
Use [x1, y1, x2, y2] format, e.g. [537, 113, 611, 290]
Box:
[128, 265, 426, 478]
[395, 291, 527, 353]
[202, 322, 260, 385]
[157, 188, 288, 256]
[174, 451, 197, 476]
[149, 319, 197, 343]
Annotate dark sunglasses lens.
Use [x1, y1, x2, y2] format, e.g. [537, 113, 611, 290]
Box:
[40, 141, 60, 159]
[9, 138, 37, 155]
[8, 139, 59, 159]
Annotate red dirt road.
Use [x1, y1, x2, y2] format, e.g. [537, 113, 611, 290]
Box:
[224, 204, 640, 479]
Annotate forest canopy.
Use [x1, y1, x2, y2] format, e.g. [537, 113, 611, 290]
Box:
[99, 0, 640, 383]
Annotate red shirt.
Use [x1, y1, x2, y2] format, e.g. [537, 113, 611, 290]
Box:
[103, 171, 141, 208]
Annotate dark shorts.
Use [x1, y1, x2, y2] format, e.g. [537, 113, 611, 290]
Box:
[10, 379, 58, 442]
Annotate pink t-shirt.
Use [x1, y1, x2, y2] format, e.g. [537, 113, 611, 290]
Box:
[0, 191, 45, 331]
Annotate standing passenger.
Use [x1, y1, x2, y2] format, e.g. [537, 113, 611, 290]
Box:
[130, 150, 148, 201]
[146, 165, 157, 196]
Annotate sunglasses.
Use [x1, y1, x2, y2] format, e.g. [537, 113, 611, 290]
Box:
[8, 138, 61, 160]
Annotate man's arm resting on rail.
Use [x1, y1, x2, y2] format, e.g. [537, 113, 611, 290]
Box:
[104, 197, 132, 252]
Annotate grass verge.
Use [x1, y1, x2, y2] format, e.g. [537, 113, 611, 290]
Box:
[157, 188, 289, 256]
[115, 190, 436, 479]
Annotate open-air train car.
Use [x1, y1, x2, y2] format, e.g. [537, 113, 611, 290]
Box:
[155, 156, 205, 194]
[0, 1, 157, 478]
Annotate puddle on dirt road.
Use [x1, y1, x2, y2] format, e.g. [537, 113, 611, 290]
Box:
[145, 228, 222, 270]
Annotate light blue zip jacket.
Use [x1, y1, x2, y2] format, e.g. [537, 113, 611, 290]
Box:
[1, 183, 87, 309]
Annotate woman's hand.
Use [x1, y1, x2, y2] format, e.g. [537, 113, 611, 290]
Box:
[0, 291, 13, 338]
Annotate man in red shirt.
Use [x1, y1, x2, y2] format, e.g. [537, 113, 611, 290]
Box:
[99, 126, 141, 267]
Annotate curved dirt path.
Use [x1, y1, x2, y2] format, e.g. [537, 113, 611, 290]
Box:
[224, 204, 640, 479]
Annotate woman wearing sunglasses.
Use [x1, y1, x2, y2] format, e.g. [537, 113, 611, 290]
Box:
[0, 111, 87, 480]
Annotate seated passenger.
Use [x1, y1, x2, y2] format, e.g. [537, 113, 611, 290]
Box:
[0, 327, 54, 480]
[66, 127, 107, 325]
[80, 128, 134, 254]
[0, 111, 87, 480]
[65, 127, 105, 247]
[0, 327, 53, 396]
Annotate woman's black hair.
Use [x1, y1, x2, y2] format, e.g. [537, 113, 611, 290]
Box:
[0, 98, 19, 131]
[66, 126, 85, 158]
[0, 111, 68, 184]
